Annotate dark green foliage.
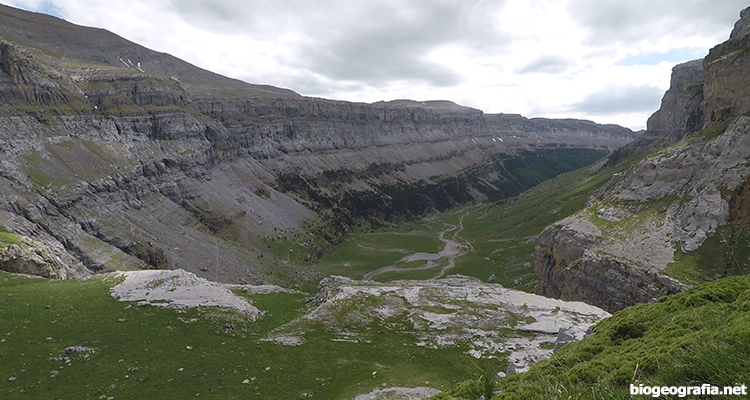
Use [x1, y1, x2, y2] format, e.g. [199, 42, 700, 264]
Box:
[119, 242, 169, 269]
[473, 149, 607, 201]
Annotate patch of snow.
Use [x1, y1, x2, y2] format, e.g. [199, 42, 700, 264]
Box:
[117, 56, 130, 69]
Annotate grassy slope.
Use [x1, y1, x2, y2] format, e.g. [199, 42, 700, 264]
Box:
[430, 275, 750, 400]
[0, 271, 492, 400]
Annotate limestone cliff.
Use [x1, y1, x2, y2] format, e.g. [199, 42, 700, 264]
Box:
[704, 6, 750, 125]
[535, 6, 750, 312]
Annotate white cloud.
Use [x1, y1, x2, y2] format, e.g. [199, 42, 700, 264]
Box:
[1, 0, 747, 130]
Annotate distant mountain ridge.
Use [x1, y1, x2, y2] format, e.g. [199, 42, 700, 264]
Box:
[0, 4, 298, 98]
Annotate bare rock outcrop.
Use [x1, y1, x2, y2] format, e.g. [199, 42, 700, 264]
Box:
[267, 275, 609, 372]
[109, 269, 263, 318]
[646, 59, 705, 143]
[0, 235, 85, 279]
[534, 219, 686, 313]
[536, 116, 750, 312]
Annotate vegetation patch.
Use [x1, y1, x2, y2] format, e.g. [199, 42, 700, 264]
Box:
[665, 224, 750, 285]
[273, 149, 609, 264]
[0, 229, 23, 249]
[694, 123, 729, 141]
[306, 147, 647, 290]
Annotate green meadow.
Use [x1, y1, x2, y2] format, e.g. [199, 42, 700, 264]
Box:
[0, 271, 495, 400]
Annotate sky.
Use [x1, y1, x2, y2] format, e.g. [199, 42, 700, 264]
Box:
[1, 0, 747, 130]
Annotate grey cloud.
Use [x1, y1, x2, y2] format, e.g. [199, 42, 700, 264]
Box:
[166, 0, 284, 36]
[292, 4, 462, 86]
[515, 55, 573, 74]
[568, 0, 749, 46]
[570, 84, 663, 115]
[168, 0, 511, 87]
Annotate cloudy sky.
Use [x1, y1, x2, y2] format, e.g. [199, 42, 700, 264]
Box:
[1, 0, 747, 130]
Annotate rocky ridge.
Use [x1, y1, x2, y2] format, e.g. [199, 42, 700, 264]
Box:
[0, 4, 635, 284]
[535, 7, 750, 312]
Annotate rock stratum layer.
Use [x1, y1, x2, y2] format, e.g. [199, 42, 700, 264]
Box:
[535, 7, 750, 312]
[0, 5, 635, 285]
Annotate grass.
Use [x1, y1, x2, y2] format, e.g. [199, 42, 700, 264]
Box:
[692, 123, 729, 141]
[306, 239, 407, 279]
[665, 225, 750, 285]
[356, 232, 442, 253]
[22, 139, 129, 189]
[0, 230, 23, 249]
[0, 271, 495, 400]
[371, 266, 442, 282]
[431, 275, 750, 399]
[312, 221, 445, 280]
[23, 150, 68, 188]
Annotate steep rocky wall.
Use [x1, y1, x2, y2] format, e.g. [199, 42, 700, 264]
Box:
[0, 101, 622, 284]
[645, 59, 705, 143]
[534, 221, 686, 313]
[195, 97, 632, 165]
[704, 7, 750, 125]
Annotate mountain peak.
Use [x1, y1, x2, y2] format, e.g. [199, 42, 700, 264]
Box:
[730, 6, 750, 41]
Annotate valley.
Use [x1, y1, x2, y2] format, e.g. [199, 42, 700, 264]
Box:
[2, 3, 750, 400]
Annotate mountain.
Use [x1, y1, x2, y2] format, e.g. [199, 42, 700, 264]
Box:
[534, 6, 750, 313]
[0, 4, 635, 286]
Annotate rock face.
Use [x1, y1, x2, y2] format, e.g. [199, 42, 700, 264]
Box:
[646, 59, 705, 144]
[0, 4, 635, 284]
[705, 6, 750, 124]
[535, 6, 750, 312]
[534, 218, 687, 313]
[0, 235, 89, 279]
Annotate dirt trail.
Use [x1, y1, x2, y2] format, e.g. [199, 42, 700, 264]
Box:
[362, 219, 469, 281]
